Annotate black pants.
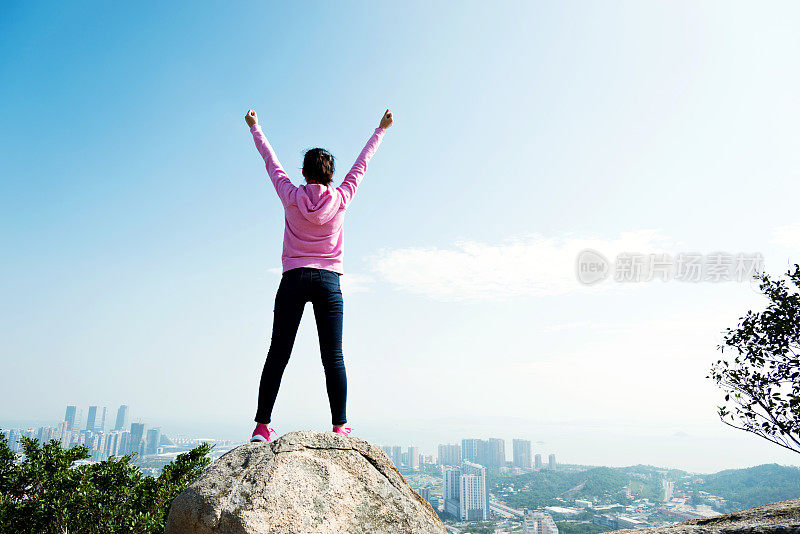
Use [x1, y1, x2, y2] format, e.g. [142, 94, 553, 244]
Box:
[255, 267, 347, 425]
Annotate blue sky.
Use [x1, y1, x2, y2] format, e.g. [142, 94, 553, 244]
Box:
[2, 1, 800, 472]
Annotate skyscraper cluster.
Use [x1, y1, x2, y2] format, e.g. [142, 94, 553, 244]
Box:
[462, 437, 506, 468]
[437, 438, 539, 521]
[437, 443, 462, 466]
[68, 404, 167, 459]
[443, 461, 489, 521]
[380, 444, 423, 470]
[460, 437, 550, 470]
[1, 404, 169, 461]
[84, 405, 107, 433]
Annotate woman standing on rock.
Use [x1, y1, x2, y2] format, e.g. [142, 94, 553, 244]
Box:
[245, 108, 393, 442]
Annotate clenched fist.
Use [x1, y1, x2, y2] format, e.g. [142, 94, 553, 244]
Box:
[245, 109, 258, 127]
[379, 109, 393, 130]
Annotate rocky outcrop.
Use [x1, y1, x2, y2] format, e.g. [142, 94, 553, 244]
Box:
[617, 497, 800, 533]
[164, 430, 446, 534]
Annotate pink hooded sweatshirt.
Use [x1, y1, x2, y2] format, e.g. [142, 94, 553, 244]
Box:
[250, 123, 386, 275]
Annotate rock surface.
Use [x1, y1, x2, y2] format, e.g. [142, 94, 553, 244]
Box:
[617, 497, 800, 533]
[164, 430, 446, 534]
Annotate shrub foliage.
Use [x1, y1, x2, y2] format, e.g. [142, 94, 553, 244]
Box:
[0, 431, 211, 534]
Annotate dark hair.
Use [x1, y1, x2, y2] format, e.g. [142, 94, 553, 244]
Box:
[302, 148, 335, 186]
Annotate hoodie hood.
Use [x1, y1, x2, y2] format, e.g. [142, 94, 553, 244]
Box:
[295, 183, 340, 225]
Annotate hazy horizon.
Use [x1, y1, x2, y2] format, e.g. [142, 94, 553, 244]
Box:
[4, 410, 798, 474]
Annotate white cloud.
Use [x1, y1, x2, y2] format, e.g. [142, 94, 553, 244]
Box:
[339, 273, 374, 295]
[365, 230, 676, 301]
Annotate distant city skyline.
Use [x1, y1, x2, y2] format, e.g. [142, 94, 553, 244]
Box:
[0, 404, 556, 482]
[8, 404, 553, 471]
[4, 404, 553, 480]
[0, 403, 236, 465]
[1, 406, 797, 474]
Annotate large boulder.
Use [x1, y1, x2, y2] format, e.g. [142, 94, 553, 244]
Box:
[617, 497, 800, 533]
[165, 430, 446, 534]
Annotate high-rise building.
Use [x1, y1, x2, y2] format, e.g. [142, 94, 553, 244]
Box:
[662, 479, 674, 501]
[548, 453, 557, 470]
[114, 405, 130, 431]
[60, 425, 72, 447]
[93, 432, 108, 461]
[407, 446, 419, 469]
[129, 423, 146, 455]
[461, 438, 506, 468]
[460, 461, 488, 520]
[461, 439, 480, 463]
[391, 446, 403, 468]
[64, 405, 77, 431]
[443, 467, 461, 517]
[486, 438, 506, 467]
[84, 431, 100, 458]
[535, 453, 543, 469]
[437, 443, 462, 466]
[98, 406, 107, 432]
[119, 431, 131, 455]
[145, 427, 161, 455]
[85, 406, 98, 432]
[442, 461, 488, 521]
[513, 439, 532, 468]
[36, 426, 46, 443]
[7, 429, 21, 452]
[523, 510, 558, 534]
[105, 431, 123, 457]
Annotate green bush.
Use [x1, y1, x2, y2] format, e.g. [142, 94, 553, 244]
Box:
[0, 430, 211, 534]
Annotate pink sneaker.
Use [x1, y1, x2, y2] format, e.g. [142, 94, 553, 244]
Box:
[332, 426, 352, 436]
[250, 424, 276, 442]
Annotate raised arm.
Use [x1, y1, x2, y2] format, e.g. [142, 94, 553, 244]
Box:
[337, 109, 393, 208]
[245, 109, 295, 207]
